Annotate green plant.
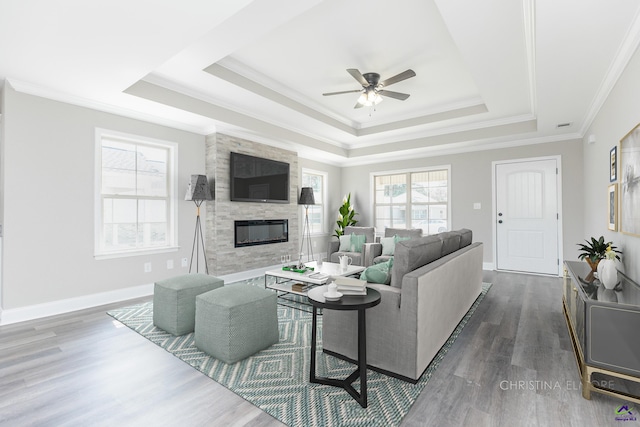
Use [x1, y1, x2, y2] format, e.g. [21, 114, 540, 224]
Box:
[577, 236, 622, 263]
[333, 193, 358, 238]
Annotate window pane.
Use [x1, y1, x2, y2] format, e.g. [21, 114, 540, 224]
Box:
[138, 200, 168, 247]
[102, 141, 136, 195]
[308, 205, 322, 234]
[103, 198, 137, 250]
[137, 145, 168, 197]
[375, 174, 406, 204]
[391, 205, 407, 228]
[302, 171, 324, 234]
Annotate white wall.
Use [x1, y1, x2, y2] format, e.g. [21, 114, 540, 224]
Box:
[1, 85, 205, 320]
[584, 45, 640, 281]
[339, 140, 584, 266]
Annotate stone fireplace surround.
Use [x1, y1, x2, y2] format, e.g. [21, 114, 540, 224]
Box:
[205, 133, 299, 276]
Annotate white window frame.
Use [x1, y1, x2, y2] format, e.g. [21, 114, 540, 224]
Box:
[94, 128, 179, 259]
[301, 168, 327, 236]
[370, 165, 451, 235]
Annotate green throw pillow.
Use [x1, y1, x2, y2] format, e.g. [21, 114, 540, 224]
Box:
[338, 235, 351, 251]
[381, 236, 396, 256]
[360, 258, 393, 284]
[351, 233, 366, 252]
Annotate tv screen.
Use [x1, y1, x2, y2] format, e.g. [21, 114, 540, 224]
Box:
[230, 152, 290, 203]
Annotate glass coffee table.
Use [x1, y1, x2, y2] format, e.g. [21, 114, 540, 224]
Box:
[265, 261, 365, 308]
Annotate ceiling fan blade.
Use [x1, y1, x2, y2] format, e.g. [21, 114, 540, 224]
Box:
[379, 69, 416, 87]
[378, 90, 410, 101]
[322, 89, 362, 96]
[347, 69, 370, 87]
[354, 101, 364, 109]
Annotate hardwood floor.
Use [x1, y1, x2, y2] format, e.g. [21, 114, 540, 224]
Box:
[0, 271, 630, 426]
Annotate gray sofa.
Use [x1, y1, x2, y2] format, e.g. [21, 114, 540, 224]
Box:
[322, 229, 483, 382]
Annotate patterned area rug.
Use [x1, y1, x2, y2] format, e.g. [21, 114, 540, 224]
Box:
[108, 281, 491, 427]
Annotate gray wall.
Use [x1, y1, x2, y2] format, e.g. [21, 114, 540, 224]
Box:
[339, 140, 584, 265]
[584, 45, 640, 281]
[1, 86, 204, 310]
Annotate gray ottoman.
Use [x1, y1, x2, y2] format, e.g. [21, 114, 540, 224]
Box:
[153, 274, 224, 335]
[195, 285, 279, 364]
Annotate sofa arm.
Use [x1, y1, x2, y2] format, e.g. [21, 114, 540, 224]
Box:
[327, 239, 339, 260]
[363, 242, 382, 266]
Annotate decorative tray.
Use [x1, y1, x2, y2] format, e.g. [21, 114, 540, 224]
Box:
[282, 265, 314, 274]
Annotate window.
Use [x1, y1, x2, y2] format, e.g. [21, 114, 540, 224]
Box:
[301, 169, 327, 235]
[373, 166, 450, 235]
[95, 129, 177, 257]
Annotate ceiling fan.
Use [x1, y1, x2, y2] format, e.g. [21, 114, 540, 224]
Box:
[323, 68, 416, 109]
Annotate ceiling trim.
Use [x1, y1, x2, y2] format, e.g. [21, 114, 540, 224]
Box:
[523, 0, 537, 114]
[205, 60, 489, 138]
[357, 102, 488, 136]
[579, 5, 640, 135]
[125, 80, 348, 157]
[6, 78, 211, 135]
[204, 62, 357, 135]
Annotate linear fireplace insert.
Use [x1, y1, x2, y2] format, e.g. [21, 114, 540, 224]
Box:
[234, 219, 288, 248]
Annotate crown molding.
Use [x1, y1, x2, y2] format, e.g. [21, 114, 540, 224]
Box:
[580, 6, 640, 135]
[7, 78, 211, 135]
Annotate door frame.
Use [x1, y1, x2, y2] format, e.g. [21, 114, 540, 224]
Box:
[491, 155, 564, 276]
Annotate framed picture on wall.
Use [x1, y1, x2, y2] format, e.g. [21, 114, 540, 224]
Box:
[610, 146, 617, 182]
[608, 183, 617, 231]
[620, 122, 640, 236]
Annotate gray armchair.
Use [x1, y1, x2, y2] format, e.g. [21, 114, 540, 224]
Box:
[364, 227, 423, 266]
[327, 226, 376, 267]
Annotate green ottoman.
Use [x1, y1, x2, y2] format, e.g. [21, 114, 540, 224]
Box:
[153, 274, 224, 335]
[195, 285, 279, 364]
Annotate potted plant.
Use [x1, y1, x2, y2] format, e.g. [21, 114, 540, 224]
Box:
[333, 193, 358, 238]
[577, 236, 622, 271]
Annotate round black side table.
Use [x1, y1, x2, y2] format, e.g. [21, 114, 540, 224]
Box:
[307, 285, 381, 408]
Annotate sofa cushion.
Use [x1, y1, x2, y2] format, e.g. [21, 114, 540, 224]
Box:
[384, 227, 423, 239]
[455, 229, 473, 248]
[439, 231, 462, 256]
[351, 233, 366, 252]
[360, 258, 393, 284]
[344, 226, 375, 245]
[391, 235, 443, 289]
[338, 235, 351, 251]
[381, 236, 396, 255]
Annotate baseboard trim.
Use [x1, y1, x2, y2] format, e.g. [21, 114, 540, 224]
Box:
[0, 283, 154, 326]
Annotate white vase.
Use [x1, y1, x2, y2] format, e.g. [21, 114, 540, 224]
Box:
[599, 258, 618, 290]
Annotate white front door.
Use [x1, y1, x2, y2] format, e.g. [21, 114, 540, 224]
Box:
[495, 158, 560, 275]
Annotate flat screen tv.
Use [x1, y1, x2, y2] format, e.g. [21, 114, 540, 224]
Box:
[230, 152, 290, 203]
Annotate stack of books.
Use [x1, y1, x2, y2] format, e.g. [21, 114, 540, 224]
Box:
[291, 283, 309, 292]
[333, 276, 367, 295]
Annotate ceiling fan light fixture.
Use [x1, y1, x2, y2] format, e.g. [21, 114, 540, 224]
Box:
[358, 88, 383, 106]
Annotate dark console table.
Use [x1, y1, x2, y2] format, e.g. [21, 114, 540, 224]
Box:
[563, 260, 640, 403]
[307, 285, 381, 408]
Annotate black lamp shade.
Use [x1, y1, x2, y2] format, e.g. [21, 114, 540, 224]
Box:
[298, 187, 315, 205]
[185, 175, 213, 201]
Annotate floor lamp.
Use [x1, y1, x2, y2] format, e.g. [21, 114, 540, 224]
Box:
[185, 174, 213, 274]
[298, 187, 315, 266]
